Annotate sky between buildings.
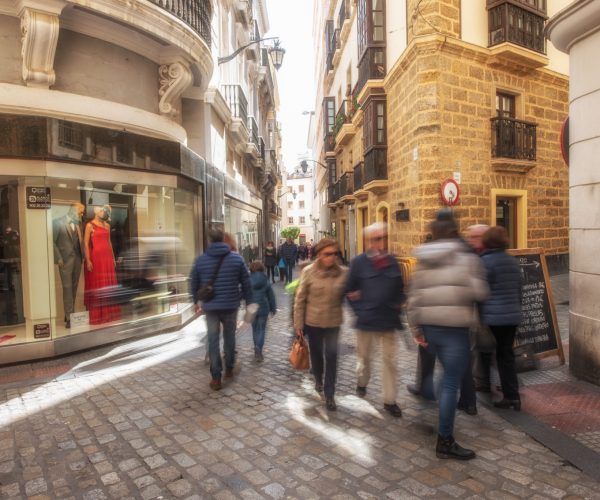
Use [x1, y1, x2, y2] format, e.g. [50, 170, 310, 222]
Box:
[266, 0, 316, 172]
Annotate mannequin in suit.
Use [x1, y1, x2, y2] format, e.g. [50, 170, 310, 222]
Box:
[53, 202, 84, 328]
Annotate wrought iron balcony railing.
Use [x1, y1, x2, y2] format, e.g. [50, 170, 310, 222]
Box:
[247, 116, 259, 148]
[353, 162, 364, 191]
[148, 0, 212, 47]
[324, 132, 335, 153]
[222, 84, 248, 125]
[337, 0, 349, 29]
[328, 182, 340, 204]
[364, 149, 387, 183]
[339, 171, 354, 198]
[259, 136, 265, 161]
[333, 99, 351, 137]
[491, 117, 537, 160]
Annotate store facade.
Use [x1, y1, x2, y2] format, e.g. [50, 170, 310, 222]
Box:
[0, 115, 207, 364]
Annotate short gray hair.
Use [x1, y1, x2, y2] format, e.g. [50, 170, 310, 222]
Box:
[364, 222, 388, 238]
[466, 224, 489, 234]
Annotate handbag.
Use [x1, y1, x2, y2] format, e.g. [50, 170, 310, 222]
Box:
[289, 334, 310, 370]
[195, 254, 226, 303]
[278, 257, 285, 269]
[513, 343, 538, 373]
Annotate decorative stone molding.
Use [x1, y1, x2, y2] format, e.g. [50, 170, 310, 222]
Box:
[158, 61, 193, 116]
[20, 7, 62, 88]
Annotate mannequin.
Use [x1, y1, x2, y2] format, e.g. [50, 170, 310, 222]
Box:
[83, 205, 120, 325]
[53, 203, 84, 328]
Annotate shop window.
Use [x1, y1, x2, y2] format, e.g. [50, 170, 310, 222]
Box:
[224, 198, 261, 264]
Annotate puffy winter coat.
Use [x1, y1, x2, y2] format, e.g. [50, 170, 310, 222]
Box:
[479, 249, 522, 326]
[264, 246, 277, 267]
[407, 239, 489, 334]
[250, 271, 276, 317]
[189, 242, 253, 311]
[279, 242, 298, 263]
[345, 253, 405, 331]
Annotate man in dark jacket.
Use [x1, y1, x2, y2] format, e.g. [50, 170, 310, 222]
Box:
[190, 229, 254, 390]
[279, 237, 298, 284]
[346, 222, 405, 417]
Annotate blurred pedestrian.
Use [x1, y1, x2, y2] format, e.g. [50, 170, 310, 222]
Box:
[279, 237, 298, 283]
[249, 261, 276, 362]
[294, 238, 348, 411]
[264, 240, 277, 283]
[190, 229, 254, 391]
[480, 226, 522, 411]
[346, 222, 405, 417]
[408, 214, 489, 460]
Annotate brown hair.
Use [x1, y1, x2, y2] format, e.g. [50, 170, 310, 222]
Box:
[249, 260, 265, 273]
[314, 237, 338, 256]
[482, 226, 509, 250]
[223, 232, 237, 252]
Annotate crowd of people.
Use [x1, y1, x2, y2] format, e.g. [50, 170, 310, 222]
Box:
[190, 209, 523, 461]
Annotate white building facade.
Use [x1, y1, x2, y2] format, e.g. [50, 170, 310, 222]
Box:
[282, 166, 315, 244]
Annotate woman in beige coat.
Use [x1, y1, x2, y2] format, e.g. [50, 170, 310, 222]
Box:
[294, 238, 348, 411]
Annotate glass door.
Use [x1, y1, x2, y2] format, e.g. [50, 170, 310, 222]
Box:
[496, 197, 518, 249]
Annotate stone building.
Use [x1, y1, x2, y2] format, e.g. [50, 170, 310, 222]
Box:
[0, 0, 282, 363]
[309, 0, 570, 269]
[547, 0, 600, 384]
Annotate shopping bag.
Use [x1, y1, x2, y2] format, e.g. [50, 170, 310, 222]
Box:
[514, 343, 538, 373]
[278, 258, 285, 269]
[289, 334, 310, 370]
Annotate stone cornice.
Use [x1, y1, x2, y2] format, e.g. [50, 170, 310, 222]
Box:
[546, 0, 600, 54]
[203, 86, 233, 126]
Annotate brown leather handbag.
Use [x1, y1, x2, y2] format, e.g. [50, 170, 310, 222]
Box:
[289, 334, 310, 370]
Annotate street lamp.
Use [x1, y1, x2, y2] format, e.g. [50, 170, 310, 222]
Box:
[300, 159, 327, 172]
[278, 189, 297, 200]
[218, 38, 286, 69]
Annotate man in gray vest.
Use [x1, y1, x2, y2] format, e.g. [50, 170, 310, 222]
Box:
[53, 203, 84, 328]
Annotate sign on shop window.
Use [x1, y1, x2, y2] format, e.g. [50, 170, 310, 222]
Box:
[26, 187, 51, 209]
[33, 323, 50, 339]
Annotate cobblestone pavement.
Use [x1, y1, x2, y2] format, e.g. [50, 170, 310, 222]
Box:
[1, 277, 600, 499]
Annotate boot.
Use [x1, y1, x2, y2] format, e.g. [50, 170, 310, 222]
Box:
[493, 398, 521, 411]
[436, 435, 475, 460]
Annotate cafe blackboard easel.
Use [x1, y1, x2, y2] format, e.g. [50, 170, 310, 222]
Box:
[508, 248, 565, 364]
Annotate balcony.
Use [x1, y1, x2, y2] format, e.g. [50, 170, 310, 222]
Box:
[487, 1, 548, 67]
[269, 199, 282, 219]
[259, 48, 275, 104]
[328, 182, 340, 207]
[246, 116, 260, 161]
[247, 19, 260, 60]
[363, 149, 388, 194]
[147, 0, 212, 48]
[333, 99, 358, 147]
[222, 84, 249, 146]
[235, 0, 253, 26]
[338, 171, 354, 204]
[265, 149, 279, 179]
[356, 47, 386, 99]
[332, 28, 342, 66]
[490, 117, 537, 172]
[353, 161, 368, 199]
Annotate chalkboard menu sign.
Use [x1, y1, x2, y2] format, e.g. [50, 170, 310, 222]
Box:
[508, 248, 564, 363]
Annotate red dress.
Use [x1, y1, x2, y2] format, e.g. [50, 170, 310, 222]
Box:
[84, 222, 121, 325]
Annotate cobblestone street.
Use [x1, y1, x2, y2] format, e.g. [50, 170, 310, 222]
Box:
[1, 279, 600, 499]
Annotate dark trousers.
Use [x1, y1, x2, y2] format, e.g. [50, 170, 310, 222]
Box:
[266, 265, 276, 282]
[490, 325, 520, 400]
[285, 261, 294, 283]
[304, 325, 339, 398]
[414, 341, 476, 407]
[205, 309, 238, 380]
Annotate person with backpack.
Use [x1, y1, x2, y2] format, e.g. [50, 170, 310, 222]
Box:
[190, 229, 254, 391]
[249, 260, 277, 362]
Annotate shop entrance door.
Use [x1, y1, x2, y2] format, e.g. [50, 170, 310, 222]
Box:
[0, 181, 24, 326]
[496, 197, 518, 249]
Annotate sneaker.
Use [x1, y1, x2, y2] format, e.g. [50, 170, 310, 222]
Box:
[383, 403, 402, 418]
[209, 379, 222, 391]
[436, 434, 475, 460]
[493, 398, 521, 411]
[254, 350, 264, 363]
[325, 397, 337, 411]
[356, 385, 367, 397]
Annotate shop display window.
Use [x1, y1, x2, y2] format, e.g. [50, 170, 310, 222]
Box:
[0, 173, 201, 346]
[224, 198, 261, 263]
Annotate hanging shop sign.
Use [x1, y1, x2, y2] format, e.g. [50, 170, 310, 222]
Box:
[26, 187, 51, 209]
[440, 179, 460, 206]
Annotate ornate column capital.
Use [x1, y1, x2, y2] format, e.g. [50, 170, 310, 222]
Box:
[158, 61, 193, 117]
[19, 2, 65, 88]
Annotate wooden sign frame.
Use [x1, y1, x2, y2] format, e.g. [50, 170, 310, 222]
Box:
[508, 247, 565, 364]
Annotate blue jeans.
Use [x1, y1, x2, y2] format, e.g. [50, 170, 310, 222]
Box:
[205, 309, 238, 380]
[285, 261, 294, 283]
[252, 314, 268, 352]
[422, 325, 470, 438]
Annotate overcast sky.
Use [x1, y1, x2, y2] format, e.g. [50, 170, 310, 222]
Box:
[266, 0, 315, 172]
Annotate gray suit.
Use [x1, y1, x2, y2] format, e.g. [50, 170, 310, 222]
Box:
[53, 215, 83, 321]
